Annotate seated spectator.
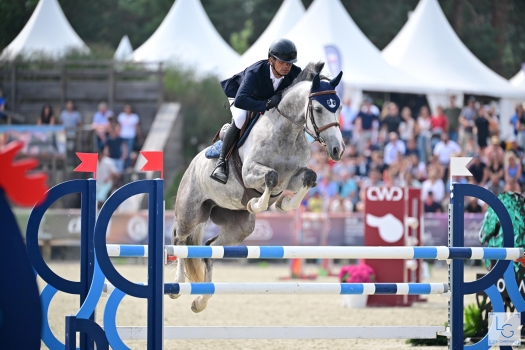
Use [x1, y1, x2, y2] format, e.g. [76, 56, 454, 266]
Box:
[307, 192, 323, 212]
[484, 172, 505, 196]
[465, 196, 482, 213]
[510, 103, 523, 137]
[95, 150, 119, 207]
[329, 194, 353, 212]
[92, 102, 113, 151]
[332, 155, 356, 177]
[60, 100, 82, 139]
[407, 154, 427, 181]
[355, 97, 380, 152]
[421, 169, 445, 202]
[383, 132, 406, 166]
[368, 151, 386, 174]
[504, 178, 522, 193]
[381, 102, 403, 136]
[487, 105, 500, 137]
[463, 137, 479, 157]
[399, 171, 421, 188]
[399, 107, 415, 143]
[360, 167, 383, 189]
[506, 135, 524, 159]
[427, 155, 445, 180]
[424, 191, 443, 213]
[474, 105, 492, 150]
[339, 170, 359, 205]
[104, 124, 128, 174]
[117, 104, 143, 169]
[467, 155, 486, 185]
[504, 152, 522, 185]
[484, 135, 505, 164]
[37, 104, 56, 125]
[483, 151, 504, 183]
[405, 137, 419, 157]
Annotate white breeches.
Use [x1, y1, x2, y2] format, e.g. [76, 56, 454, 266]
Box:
[230, 104, 247, 129]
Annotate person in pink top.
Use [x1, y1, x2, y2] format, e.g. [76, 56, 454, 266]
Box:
[430, 106, 449, 134]
[117, 104, 143, 169]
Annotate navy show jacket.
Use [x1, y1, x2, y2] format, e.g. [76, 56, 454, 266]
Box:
[220, 60, 302, 113]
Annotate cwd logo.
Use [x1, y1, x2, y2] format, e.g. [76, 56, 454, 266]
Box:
[366, 186, 403, 201]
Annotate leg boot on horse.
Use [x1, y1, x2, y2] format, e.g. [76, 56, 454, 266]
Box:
[210, 122, 240, 184]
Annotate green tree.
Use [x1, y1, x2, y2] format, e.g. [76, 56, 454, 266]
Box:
[230, 19, 254, 54]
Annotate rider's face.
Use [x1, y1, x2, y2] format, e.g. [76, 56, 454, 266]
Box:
[271, 58, 292, 77]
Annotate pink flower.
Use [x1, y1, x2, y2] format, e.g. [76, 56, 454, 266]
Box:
[339, 263, 375, 283]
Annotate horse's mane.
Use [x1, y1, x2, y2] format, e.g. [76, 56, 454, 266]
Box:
[282, 61, 329, 97]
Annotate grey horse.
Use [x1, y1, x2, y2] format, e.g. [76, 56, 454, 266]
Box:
[170, 62, 345, 312]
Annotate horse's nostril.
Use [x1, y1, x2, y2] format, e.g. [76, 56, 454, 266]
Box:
[333, 147, 339, 156]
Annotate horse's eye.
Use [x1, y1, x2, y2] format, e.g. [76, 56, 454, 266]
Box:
[315, 106, 322, 113]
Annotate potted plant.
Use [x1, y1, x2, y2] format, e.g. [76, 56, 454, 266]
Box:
[339, 262, 375, 308]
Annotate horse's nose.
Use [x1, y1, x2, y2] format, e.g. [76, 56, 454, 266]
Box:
[332, 146, 339, 157]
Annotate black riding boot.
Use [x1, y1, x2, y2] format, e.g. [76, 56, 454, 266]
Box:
[210, 123, 240, 184]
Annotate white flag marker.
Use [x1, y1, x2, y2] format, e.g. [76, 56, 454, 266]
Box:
[450, 157, 473, 177]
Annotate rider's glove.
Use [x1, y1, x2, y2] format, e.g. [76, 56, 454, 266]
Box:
[266, 94, 282, 111]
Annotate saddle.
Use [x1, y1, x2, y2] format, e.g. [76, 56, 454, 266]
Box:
[208, 111, 282, 208]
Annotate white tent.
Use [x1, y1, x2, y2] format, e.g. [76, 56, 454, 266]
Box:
[282, 0, 440, 105]
[1, 0, 88, 60]
[129, 0, 240, 79]
[510, 64, 525, 91]
[233, 0, 305, 74]
[381, 0, 524, 137]
[114, 35, 133, 61]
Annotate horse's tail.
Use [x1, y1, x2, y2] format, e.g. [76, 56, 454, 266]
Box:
[183, 224, 205, 282]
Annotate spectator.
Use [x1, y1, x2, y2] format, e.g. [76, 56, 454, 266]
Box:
[0, 89, 5, 121]
[383, 132, 406, 166]
[517, 104, 525, 151]
[484, 172, 505, 196]
[433, 132, 461, 179]
[117, 104, 142, 169]
[368, 151, 386, 175]
[59, 100, 82, 139]
[510, 103, 523, 137]
[328, 194, 353, 212]
[483, 151, 504, 184]
[487, 105, 500, 137]
[430, 106, 449, 134]
[465, 196, 482, 213]
[415, 105, 432, 163]
[405, 137, 419, 157]
[399, 107, 415, 144]
[339, 170, 359, 206]
[484, 135, 505, 164]
[474, 105, 492, 150]
[382, 102, 403, 136]
[423, 191, 443, 213]
[464, 137, 479, 157]
[307, 192, 323, 212]
[507, 135, 524, 159]
[399, 170, 421, 188]
[459, 96, 477, 148]
[104, 124, 128, 174]
[504, 178, 522, 193]
[37, 104, 56, 125]
[95, 150, 119, 207]
[354, 97, 380, 152]
[504, 152, 522, 185]
[407, 153, 427, 181]
[421, 169, 445, 202]
[339, 97, 357, 142]
[444, 95, 461, 142]
[467, 155, 486, 185]
[92, 102, 113, 151]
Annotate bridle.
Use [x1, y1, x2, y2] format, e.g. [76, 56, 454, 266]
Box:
[276, 90, 340, 146]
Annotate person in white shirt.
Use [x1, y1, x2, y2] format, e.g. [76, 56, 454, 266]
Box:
[421, 169, 445, 202]
[96, 150, 119, 206]
[383, 132, 406, 166]
[117, 104, 142, 169]
[340, 97, 357, 142]
[433, 132, 462, 166]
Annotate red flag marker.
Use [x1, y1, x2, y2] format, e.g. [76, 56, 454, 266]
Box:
[140, 151, 164, 179]
[74, 153, 98, 179]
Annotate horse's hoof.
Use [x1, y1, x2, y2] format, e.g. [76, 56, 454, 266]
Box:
[265, 170, 278, 189]
[302, 169, 317, 188]
[191, 299, 206, 313]
[169, 294, 181, 299]
[246, 201, 254, 213]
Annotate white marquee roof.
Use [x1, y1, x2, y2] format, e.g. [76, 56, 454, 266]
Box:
[114, 35, 133, 61]
[1, 0, 89, 59]
[129, 0, 240, 79]
[282, 0, 439, 94]
[234, 0, 305, 74]
[510, 65, 525, 91]
[382, 0, 524, 98]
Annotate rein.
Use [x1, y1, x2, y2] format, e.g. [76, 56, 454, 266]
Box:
[276, 90, 340, 146]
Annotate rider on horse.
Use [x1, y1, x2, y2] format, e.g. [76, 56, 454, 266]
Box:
[210, 38, 303, 184]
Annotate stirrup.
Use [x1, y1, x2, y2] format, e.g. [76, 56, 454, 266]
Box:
[210, 159, 229, 184]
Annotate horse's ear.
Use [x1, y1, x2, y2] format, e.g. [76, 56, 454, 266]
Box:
[311, 72, 320, 90]
[330, 71, 343, 87]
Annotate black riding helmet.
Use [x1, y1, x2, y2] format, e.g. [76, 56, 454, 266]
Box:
[268, 39, 297, 63]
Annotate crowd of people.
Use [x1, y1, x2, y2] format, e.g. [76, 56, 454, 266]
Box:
[301, 95, 525, 214]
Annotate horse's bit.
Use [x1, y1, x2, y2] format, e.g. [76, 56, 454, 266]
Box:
[276, 90, 340, 146]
